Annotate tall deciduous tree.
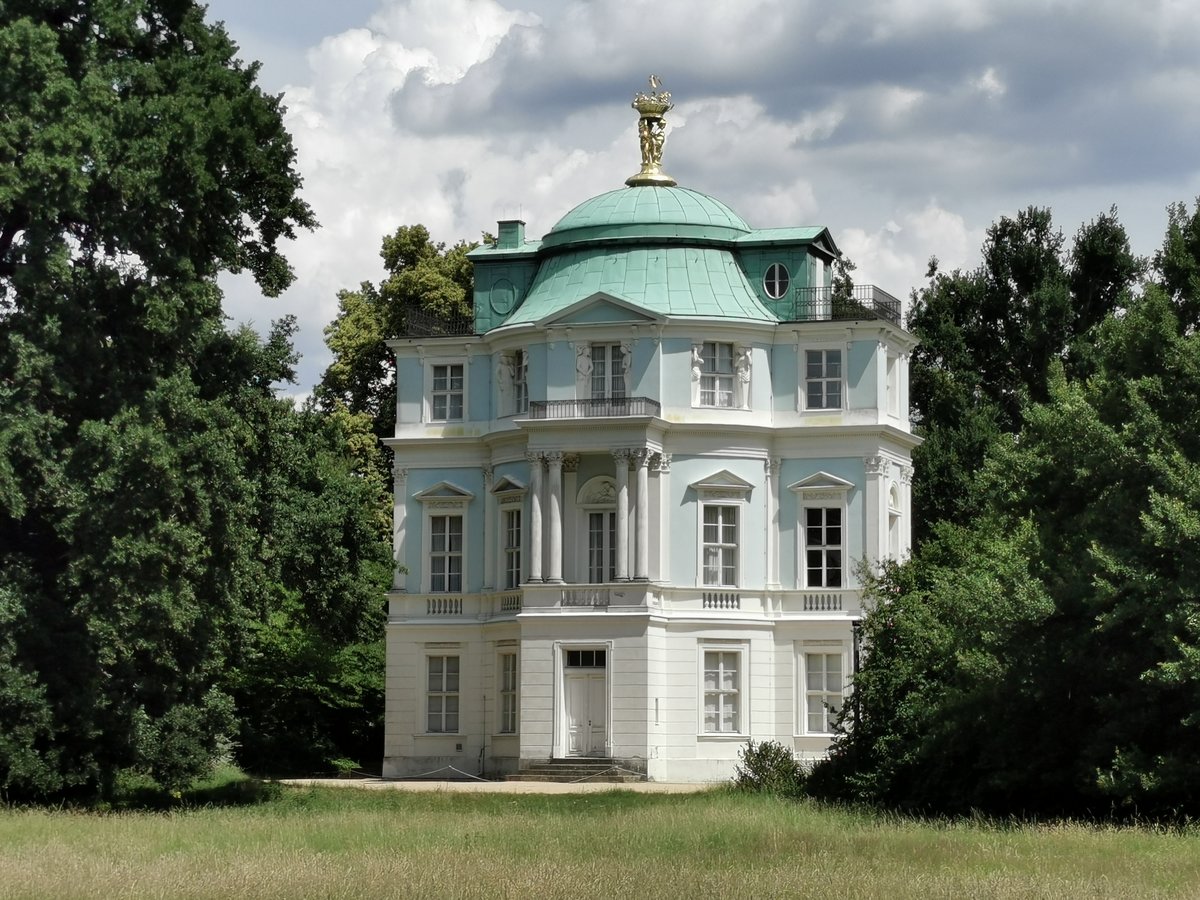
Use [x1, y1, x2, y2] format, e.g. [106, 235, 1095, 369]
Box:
[318, 225, 478, 462]
[812, 203, 1200, 817]
[0, 2, 323, 798]
[907, 207, 1142, 540]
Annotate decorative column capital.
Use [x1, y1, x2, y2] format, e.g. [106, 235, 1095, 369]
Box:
[765, 457, 781, 477]
[900, 464, 914, 485]
[864, 455, 888, 477]
[544, 450, 564, 466]
[631, 448, 651, 468]
[392, 461, 408, 482]
[562, 453, 580, 474]
[525, 450, 545, 466]
[653, 451, 672, 474]
[612, 448, 633, 464]
[482, 464, 494, 485]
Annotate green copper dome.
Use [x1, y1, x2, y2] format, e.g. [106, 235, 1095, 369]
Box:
[541, 186, 752, 250]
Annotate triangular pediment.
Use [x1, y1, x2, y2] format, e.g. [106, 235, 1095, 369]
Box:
[787, 471, 854, 493]
[491, 475, 526, 494]
[537, 292, 666, 327]
[413, 481, 475, 502]
[689, 469, 755, 494]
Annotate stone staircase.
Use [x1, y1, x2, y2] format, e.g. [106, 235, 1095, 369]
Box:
[506, 758, 646, 784]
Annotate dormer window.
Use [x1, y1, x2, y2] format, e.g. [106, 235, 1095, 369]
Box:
[764, 263, 790, 300]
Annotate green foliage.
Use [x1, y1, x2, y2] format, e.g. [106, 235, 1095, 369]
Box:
[733, 740, 806, 797]
[0, 2, 394, 801]
[317, 225, 478, 481]
[907, 207, 1142, 542]
[814, 205, 1200, 815]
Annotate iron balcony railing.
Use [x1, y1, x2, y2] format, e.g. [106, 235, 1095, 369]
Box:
[401, 308, 476, 337]
[527, 397, 661, 419]
[779, 285, 902, 326]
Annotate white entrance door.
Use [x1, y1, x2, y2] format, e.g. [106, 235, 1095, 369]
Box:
[566, 672, 607, 756]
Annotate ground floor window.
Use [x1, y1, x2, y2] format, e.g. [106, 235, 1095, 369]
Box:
[499, 653, 517, 734]
[703, 650, 740, 733]
[427, 655, 459, 733]
[805, 652, 843, 734]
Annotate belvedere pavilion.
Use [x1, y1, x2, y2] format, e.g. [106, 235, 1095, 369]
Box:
[382, 81, 918, 781]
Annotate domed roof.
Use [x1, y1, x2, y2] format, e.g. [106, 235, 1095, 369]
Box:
[540, 186, 751, 250]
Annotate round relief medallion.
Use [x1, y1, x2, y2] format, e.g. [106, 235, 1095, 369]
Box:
[490, 277, 516, 315]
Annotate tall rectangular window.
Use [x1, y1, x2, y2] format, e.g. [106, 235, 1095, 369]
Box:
[430, 514, 463, 593]
[703, 651, 740, 733]
[590, 344, 626, 400]
[513, 351, 528, 415]
[700, 342, 735, 407]
[805, 350, 842, 410]
[427, 655, 459, 733]
[804, 507, 842, 588]
[702, 505, 738, 586]
[503, 508, 522, 590]
[499, 653, 518, 734]
[588, 511, 616, 583]
[431, 363, 465, 421]
[805, 652, 843, 734]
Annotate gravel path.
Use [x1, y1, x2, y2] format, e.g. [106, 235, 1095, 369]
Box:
[280, 777, 715, 794]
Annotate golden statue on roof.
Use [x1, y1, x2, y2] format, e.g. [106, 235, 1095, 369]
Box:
[626, 75, 677, 187]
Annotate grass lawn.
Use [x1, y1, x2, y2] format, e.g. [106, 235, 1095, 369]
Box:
[2, 783, 1199, 899]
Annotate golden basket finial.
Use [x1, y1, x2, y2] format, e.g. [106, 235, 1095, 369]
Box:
[626, 75, 676, 187]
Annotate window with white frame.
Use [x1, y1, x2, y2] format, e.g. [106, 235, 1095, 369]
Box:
[590, 343, 626, 400]
[429, 514, 463, 593]
[699, 342, 735, 407]
[499, 652, 517, 734]
[804, 651, 844, 734]
[804, 507, 843, 588]
[886, 352, 899, 418]
[703, 650, 741, 733]
[587, 511, 617, 583]
[702, 505, 738, 586]
[430, 363, 465, 421]
[427, 655, 459, 733]
[805, 349, 842, 410]
[503, 508, 522, 589]
[512, 350, 528, 415]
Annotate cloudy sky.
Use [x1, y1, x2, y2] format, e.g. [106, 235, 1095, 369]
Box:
[202, 0, 1200, 394]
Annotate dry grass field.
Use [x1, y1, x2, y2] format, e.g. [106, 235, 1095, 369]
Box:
[2, 782, 1198, 899]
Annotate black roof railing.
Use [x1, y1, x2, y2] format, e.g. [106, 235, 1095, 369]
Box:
[401, 308, 476, 337]
[779, 285, 902, 326]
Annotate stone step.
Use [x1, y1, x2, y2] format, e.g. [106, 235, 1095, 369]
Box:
[506, 757, 646, 783]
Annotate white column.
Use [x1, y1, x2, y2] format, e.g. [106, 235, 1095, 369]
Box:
[633, 449, 650, 581]
[562, 454, 579, 583]
[526, 451, 544, 583]
[900, 353, 911, 427]
[613, 449, 631, 582]
[864, 455, 888, 566]
[545, 451, 564, 584]
[391, 459, 408, 591]
[656, 452, 671, 583]
[900, 464, 914, 556]
[765, 457, 781, 589]
[482, 465, 495, 590]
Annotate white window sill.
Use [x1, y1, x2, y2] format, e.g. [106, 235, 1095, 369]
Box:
[697, 732, 748, 741]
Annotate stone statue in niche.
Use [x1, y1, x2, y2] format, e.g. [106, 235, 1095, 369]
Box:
[735, 346, 751, 384]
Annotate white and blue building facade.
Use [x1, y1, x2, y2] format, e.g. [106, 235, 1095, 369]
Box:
[383, 183, 918, 782]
